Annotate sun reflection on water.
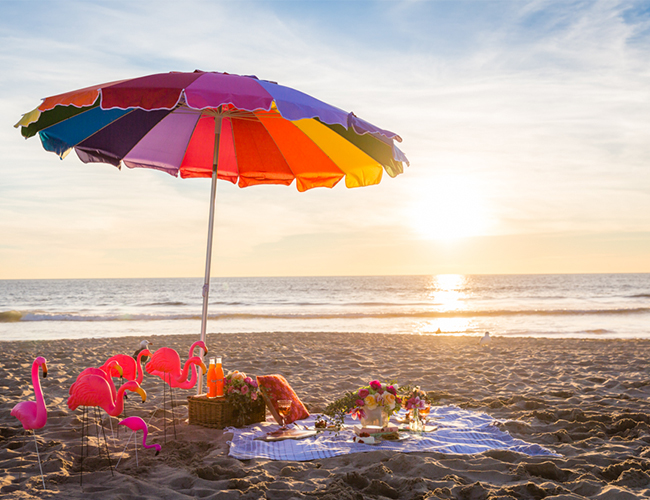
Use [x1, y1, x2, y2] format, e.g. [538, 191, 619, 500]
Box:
[416, 274, 472, 335]
[428, 274, 467, 311]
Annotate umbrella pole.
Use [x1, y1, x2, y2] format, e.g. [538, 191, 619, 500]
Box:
[197, 115, 222, 396]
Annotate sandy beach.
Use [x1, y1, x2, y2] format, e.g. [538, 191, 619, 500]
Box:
[2, 332, 650, 499]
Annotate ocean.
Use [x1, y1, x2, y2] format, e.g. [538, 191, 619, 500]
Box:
[0, 274, 649, 342]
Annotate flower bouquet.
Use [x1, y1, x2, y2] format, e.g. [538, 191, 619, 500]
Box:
[350, 380, 401, 426]
[324, 380, 401, 429]
[224, 371, 262, 426]
[402, 386, 433, 432]
[324, 381, 435, 430]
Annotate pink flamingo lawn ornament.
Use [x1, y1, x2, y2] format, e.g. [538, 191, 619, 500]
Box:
[71, 360, 123, 402]
[145, 342, 207, 441]
[70, 361, 124, 440]
[101, 349, 152, 385]
[116, 416, 161, 468]
[10, 356, 48, 490]
[68, 375, 146, 484]
[100, 351, 152, 427]
[146, 341, 208, 388]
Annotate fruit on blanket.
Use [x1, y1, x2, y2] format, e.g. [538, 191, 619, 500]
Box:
[353, 435, 376, 444]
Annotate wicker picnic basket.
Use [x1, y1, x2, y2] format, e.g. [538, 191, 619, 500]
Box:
[187, 395, 266, 429]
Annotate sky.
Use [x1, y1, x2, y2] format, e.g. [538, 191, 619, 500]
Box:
[1, 0, 649, 279]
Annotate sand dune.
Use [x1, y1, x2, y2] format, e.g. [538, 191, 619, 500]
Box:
[1, 332, 650, 499]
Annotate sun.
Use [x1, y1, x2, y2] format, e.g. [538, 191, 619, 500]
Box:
[407, 174, 490, 241]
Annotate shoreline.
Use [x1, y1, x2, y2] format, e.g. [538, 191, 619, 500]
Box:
[2, 333, 650, 499]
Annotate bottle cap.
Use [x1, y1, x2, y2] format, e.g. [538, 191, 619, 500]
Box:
[216, 357, 222, 364]
[209, 357, 215, 365]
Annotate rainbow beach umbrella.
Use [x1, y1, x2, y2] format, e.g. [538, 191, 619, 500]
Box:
[15, 70, 408, 392]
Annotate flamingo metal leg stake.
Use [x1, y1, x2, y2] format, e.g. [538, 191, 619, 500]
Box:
[32, 431, 46, 490]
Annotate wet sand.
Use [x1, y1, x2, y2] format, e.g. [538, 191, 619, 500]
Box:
[2, 332, 650, 499]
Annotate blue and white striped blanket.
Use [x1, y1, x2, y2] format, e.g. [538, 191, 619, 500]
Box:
[227, 405, 558, 461]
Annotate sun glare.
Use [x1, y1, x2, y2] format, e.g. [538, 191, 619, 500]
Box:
[429, 274, 466, 311]
[407, 174, 489, 241]
[415, 274, 471, 335]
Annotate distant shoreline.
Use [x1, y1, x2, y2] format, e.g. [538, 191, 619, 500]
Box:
[2, 271, 650, 281]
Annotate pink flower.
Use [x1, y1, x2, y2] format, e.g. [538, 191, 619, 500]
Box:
[369, 380, 382, 391]
[228, 387, 235, 394]
[244, 377, 253, 385]
[241, 385, 249, 395]
[358, 388, 370, 399]
[406, 396, 425, 410]
[251, 392, 258, 401]
[356, 399, 365, 407]
[251, 380, 258, 388]
[377, 388, 384, 395]
[387, 385, 397, 395]
[350, 408, 365, 420]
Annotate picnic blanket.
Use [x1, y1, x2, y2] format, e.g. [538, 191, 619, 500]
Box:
[227, 405, 558, 461]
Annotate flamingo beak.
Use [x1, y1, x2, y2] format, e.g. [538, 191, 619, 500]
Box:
[42, 363, 48, 378]
[136, 387, 147, 403]
[116, 365, 124, 377]
[199, 361, 207, 374]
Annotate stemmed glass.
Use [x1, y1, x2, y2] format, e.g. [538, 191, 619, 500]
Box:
[276, 400, 293, 431]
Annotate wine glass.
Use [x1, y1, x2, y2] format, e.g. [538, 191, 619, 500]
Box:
[276, 399, 292, 430]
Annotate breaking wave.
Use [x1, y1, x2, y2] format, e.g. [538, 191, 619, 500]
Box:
[3, 307, 649, 323]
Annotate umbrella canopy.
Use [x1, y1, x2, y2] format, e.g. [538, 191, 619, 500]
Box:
[15, 70, 408, 393]
[16, 70, 408, 191]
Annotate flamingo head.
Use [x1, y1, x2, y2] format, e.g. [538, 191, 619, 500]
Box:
[139, 349, 152, 358]
[123, 381, 147, 403]
[190, 340, 208, 357]
[134, 387, 147, 403]
[104, 360, 124, 378]
[196, 360, 207, 374]
[186, 356, 207, 375]
[35, 356, 48, 378]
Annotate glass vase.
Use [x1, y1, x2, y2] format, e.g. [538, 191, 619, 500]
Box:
[410, 408, 424, 432]
[360, 407, 389, 428]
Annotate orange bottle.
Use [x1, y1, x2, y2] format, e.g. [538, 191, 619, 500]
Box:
[207, 358, 217, 398]
[215, 357, 224, 397]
